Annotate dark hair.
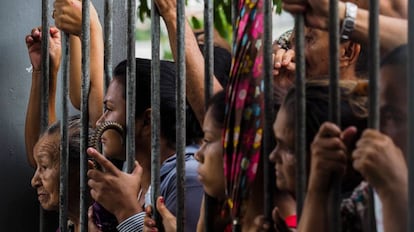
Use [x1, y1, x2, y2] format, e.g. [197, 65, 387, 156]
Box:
[198, 44, 231, 87]
[381, 44, 408, 67]
[206, 90, 226, 128]
[355, 44, 368, 78]
[282, 80, 368, 191]
[44, 114, 94, 161]
[112, 58, 202, 147]
[283, 80, 368, 153]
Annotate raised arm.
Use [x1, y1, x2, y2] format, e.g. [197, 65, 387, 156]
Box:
[25, 27, 61, 167]
[154, 0, 223, 125]
[54, 0, 104, 126]
[282, 0, 407, 56]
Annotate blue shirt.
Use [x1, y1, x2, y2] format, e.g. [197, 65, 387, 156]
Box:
[117, 145, 203, 232]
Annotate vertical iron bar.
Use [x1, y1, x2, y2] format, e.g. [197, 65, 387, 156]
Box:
[80, 0, 91, 231]
[151, 0, 162, 227]
[204, 0, 213, 231]
[104, 0, 113, 92]
[328, 0, 341, 231]
[40, 0, 50, 230]
[176, 0, 186, 231]
[59, 33, 70, 232]
[368, 0, 380, 231]
[126, 0, 136, 173]
[203, 0, 214, 230]
[204, 0, 214, 102]
[294, 14, 306, 220]
[263, 0, 274, 223]
[408, 0, 414, 231]
[41, 0, 50, 132]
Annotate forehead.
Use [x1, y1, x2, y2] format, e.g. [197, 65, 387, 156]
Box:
[34, 133, 60, 160]
[105, 79, 125, 102]
[203, 108, 222, 134]
[274, 107, 293, 139]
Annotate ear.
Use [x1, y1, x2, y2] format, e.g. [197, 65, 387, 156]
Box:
[339, 41, 361, 68]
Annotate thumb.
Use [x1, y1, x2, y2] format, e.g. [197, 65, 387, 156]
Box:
[341, 126, 358, 148]
[156, 196, 174, 219]
[132, 161, 143, 176]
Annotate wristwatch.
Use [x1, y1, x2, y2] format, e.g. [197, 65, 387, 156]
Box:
[340, 2, 358, 42]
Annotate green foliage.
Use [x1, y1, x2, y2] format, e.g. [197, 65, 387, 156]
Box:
[136, 0, 283, 42]
[190, 16, 203, 30]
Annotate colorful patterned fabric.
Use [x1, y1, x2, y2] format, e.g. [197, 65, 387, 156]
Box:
[341, 181, 370, 232]
[222, 0, 264, 230]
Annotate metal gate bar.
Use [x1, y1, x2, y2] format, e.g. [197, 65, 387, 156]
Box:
[59, 33, 70, 232]
[328, 0, 341, 231]
[126, 0, 136, 173]
[80, 0, 91, 231]
[294, 13, 306, 220]
[176, 0, 186, 231]
[263, 0, 275, 223]
[150, 0, 162, 226]
[104, 0, 113, 91]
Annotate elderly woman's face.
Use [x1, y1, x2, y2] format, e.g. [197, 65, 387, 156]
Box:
[95, 79, 126, 160]
[31, 133, 60, 211]
[195, 108, 226, 199]
[269, 107, 297, 195]
[304, 27, 330, 79]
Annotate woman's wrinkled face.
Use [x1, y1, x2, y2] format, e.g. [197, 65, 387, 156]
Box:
[304, 27, 330, 79]
[269, 107, 296, 195]
[95, 79, 126, 160]
[31, 133, 60, 211]
[194, 108, 226, 199]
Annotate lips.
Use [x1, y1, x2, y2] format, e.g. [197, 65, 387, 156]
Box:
[37, 193, 47, 202]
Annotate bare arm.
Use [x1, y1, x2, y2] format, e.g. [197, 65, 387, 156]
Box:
[55, 0, 104, 126]
[338, 2, 408, 56]
[25, 27, 61, 167]
[155, 0, 223, 125]
[283, 0, 407, 56]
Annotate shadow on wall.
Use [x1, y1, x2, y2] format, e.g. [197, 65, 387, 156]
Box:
[0, 0, 127, 231]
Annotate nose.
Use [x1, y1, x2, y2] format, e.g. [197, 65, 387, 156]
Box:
[31, 170, 41, 188]
[95, 114, 105, 128]
[269, 144, 281, 163]
[194, 149, 204, 163]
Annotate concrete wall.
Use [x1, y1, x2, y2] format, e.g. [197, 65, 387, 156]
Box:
[0, 0, 126, 230]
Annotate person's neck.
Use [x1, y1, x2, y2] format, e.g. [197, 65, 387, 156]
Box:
[135, 137, 176, 190]
[340, 68, 358, 80]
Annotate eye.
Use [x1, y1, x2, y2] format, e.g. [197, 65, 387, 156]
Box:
[305, 36, 313, 44]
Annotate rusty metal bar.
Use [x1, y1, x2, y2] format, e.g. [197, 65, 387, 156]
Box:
[263, 0, 274, 223]
[367, 0, 380, 231]
[294, 13, 306, 220]
[126, 0, 136, 173]
[203, 0, 214, 103]
[39, 0, 50, 230]
[59, 33, 70, 232]
[176, 0, 186, 230]
[328, 0, 341, 231]
[151, 0, 162, 227]
[80, 0, 91, 231]
[104, 0, 113, 92]
[203, 0, 214, 229]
